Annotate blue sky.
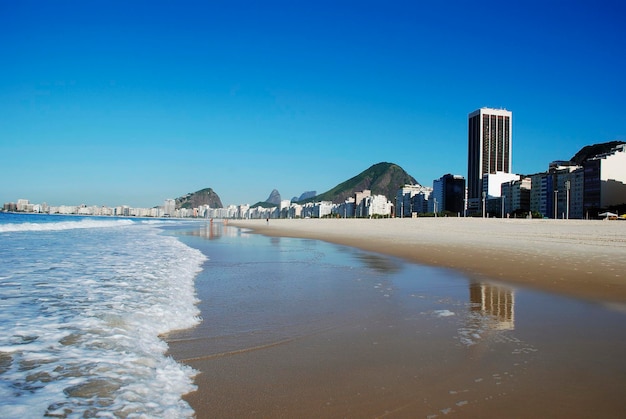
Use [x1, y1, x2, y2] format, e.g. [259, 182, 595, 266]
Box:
[1, 0, 625, 207]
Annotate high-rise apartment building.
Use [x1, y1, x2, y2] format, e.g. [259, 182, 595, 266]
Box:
[467, 108, 512, 212]
[432, 174, 466, 215]
[583, 143, 626, 216]
[163, 199, 176, 216]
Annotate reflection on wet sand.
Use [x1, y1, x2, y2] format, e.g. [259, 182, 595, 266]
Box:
[469, 283, 515, 331]
[180, 220, 244, 240]
[353, 252, 402, 273]
[458, 283, 516, 347]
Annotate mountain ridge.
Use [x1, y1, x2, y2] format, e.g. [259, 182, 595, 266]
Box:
[300, 162, 418, 204]
[175, 187, 223, 209]
[265, 189, 282, 205]
[570, 140, 625, 165]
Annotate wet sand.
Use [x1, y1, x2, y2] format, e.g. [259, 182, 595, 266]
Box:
[230, 218, 626, 304]
[168, 218, 626, 418]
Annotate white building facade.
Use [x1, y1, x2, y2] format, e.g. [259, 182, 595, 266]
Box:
[395, 184, 424, 217]
[583, 144, 626, 212]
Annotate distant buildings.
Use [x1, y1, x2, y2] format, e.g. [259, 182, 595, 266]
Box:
[583, 143, 626, 213]
[501, 177, 531, 217]
[163, 199, 176, 216]
[509, 144, 626, 219]
[5, 110, 625, 221]
[362, 194, 393, 217]
[527, 161, 583, 219]
[395, 184, 432, 217]
[432, 174, 466, 215]
[8, 137, 623, 220]
[216, 190, 395, 220]
[467, 108, 512, 214]
[482, 172, 520, 217]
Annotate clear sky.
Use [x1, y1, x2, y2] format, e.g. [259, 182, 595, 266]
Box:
[1, 0, 625, 208]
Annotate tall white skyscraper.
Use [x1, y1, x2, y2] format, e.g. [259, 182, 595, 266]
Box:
[467, 107, 512, 211]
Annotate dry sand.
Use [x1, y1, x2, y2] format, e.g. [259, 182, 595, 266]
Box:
[230, 217, 626, 304]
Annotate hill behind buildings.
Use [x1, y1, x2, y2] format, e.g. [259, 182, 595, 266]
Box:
[300, 162, 419, 204]
[175, 188, 223, 209]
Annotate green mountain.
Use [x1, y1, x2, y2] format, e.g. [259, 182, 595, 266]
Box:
[249, 201, 277, 208]
[302, 162, 419, 204]
[176, 187, 223, 209]
[570, 140, 625, 165]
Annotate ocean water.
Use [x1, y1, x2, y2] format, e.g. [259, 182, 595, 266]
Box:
[0, 213, 206, 418]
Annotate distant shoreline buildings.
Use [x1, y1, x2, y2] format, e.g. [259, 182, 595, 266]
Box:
[5, 108, 626, 220]
[464, 107, 626, 219]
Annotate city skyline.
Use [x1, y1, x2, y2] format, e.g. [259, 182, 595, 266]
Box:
[2, 1, 625, 208]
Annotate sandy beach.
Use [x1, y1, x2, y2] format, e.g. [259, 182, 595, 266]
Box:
[230, 217, 626, 304]
[168, 218, 626, 418]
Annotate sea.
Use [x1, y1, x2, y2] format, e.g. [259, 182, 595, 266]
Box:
[0, 212, 206, 418]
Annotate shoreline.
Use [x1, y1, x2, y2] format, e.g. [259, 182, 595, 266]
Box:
[229, 217, 626, 304]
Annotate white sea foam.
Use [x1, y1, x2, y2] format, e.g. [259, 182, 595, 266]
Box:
[0, 217, 135, 232]
[0, 218, 206, 418]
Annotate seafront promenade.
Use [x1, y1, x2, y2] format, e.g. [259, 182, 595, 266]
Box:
[230, 217, 626, 303]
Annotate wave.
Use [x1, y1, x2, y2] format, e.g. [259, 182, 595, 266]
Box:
[0, 223, 206, 418]
[0, 218, 135, 233]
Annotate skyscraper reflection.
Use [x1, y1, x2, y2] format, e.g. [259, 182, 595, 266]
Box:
[469, 283, 515, 330]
